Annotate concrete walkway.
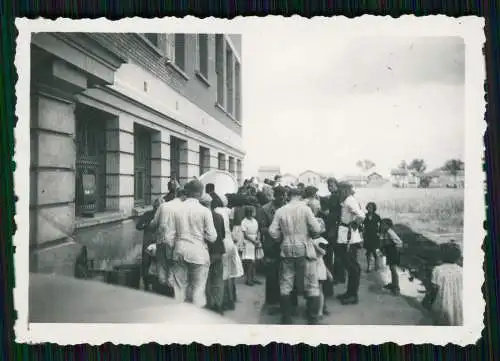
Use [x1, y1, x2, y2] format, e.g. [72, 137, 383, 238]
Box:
[224, 254, 433, 325]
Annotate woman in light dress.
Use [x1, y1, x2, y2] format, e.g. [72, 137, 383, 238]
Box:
[215, 194, 244, 311]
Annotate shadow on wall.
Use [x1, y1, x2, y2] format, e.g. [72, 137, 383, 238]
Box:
[73, 219, 143, 269]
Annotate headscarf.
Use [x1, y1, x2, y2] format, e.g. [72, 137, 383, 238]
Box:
[200, 193, 213, 207]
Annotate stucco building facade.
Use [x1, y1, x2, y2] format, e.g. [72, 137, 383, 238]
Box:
[30, 32, 244, 275]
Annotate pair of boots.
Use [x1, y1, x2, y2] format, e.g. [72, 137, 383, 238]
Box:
[280, 295, 321, 325]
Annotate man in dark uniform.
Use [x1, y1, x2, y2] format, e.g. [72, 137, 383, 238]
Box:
[325, 177, 344, 289]
[261, 186, 287, 313]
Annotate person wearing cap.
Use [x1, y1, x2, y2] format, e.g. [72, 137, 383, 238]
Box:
[201, 194, 226, 315]
[149, 187, 186, 297]
[336, 182, 365, 305]
[268, 187, 323, 324]
[325, 177, 343, 293]
[166, 180, 218, 308]
[136, 195, 166, 292]
[164, 179, 181, 203]
[261, 186, 287, 311]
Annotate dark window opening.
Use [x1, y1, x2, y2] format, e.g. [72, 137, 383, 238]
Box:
[174, 34, 186, 70]
[134, 124, 152, 207]
[198, 34, 209, 78]
[75, 108, 107, 216]
[218, 153, 226, 171]
[199, 146, 210, 176]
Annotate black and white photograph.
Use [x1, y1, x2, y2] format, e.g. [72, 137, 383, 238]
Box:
[15, 16, 485, 345]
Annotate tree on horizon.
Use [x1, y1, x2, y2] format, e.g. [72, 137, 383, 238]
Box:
[443, 159, 464, 183]
[356, 159, 376, 173]
[408, 159, 427, 173]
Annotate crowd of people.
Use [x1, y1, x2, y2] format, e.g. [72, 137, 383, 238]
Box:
[136, 174, 463, 326]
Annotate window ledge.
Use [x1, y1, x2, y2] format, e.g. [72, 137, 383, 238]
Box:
[75, 211, 129, 230]
[132, 205, 154, 217]
[166, 60, 189, 80]
[195, 71, 210, 87]
[136, 34, 164, 57]
[215, 102, 241, 125]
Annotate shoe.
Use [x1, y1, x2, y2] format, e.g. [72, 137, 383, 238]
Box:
[323, 306, 331, 316]
[391, 288, 401, 296]
[280, 295, 293, 324]
[383, 283, 394, 290]
[340, 295, 359, 305]
[336, 292, 350, 300]
[306, 296, 321, 325]
[253, 279, 262, 285]
[366, 268, 371, 273]
[245, 281, 254, 286]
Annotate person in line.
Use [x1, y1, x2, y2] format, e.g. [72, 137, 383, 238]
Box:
[215, 194, 244, 312]
[325, 177, 342, 294]
[136, 195, 165, 291]
[313, 237, 332, 320]
[203, 195, 226, 315]
[363, 202, 382, 273]
[303, 185, 319, 204]
[318, 196, 334, 298]
[149, 187, 186, 297]
[274, 175, 282, 187]
[336, 182, 365, 305]
[305, 197, 331, 318]
[206, 183, 223, 209]
[230, 194, 247, 257]
[241, 205, 261, 286]
[269, 188, 323, 325]
[261, 186, 287, 312]
[379, 218, 404, 295]
[167, 180, 217, 308]
[424, 241, 463, 326]
[164, 179, 180, 203]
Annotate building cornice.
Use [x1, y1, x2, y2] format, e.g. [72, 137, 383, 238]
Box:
[77, 85, 245, 158]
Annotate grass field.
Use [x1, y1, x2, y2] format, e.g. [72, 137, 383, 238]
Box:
[354, 187, 464, 241]
[352, 186, 464, 283]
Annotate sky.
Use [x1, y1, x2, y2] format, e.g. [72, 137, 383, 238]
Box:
[241, 30, 465, 179]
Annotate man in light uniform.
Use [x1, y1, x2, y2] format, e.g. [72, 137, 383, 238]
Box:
[269, 188, 322, 324]
[336, 182, 365, 305]
[167, 180, 218, 307]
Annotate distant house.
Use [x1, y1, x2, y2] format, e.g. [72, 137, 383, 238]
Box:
[298, 170, 326, 187]
[341, 175, 368, 188]
[425, 169, 465, 188]
[258, 166, 281, 182]
[367, 172, 384, 182]
[390, 169, 421, 188]
[281, 173, 298, 186]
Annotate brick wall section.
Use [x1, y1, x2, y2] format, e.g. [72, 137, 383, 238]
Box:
[88, 33, 242, 136]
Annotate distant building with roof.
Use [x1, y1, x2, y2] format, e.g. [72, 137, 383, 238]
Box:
[298, 170, 328, 187]
[424, 168, 465, 188]
[258, 165, 281, 181]
[281, 173, 298, 186]
[390, 169, 421, 188]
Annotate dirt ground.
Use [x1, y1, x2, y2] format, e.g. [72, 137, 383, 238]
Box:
[223, 253, 433, 325]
